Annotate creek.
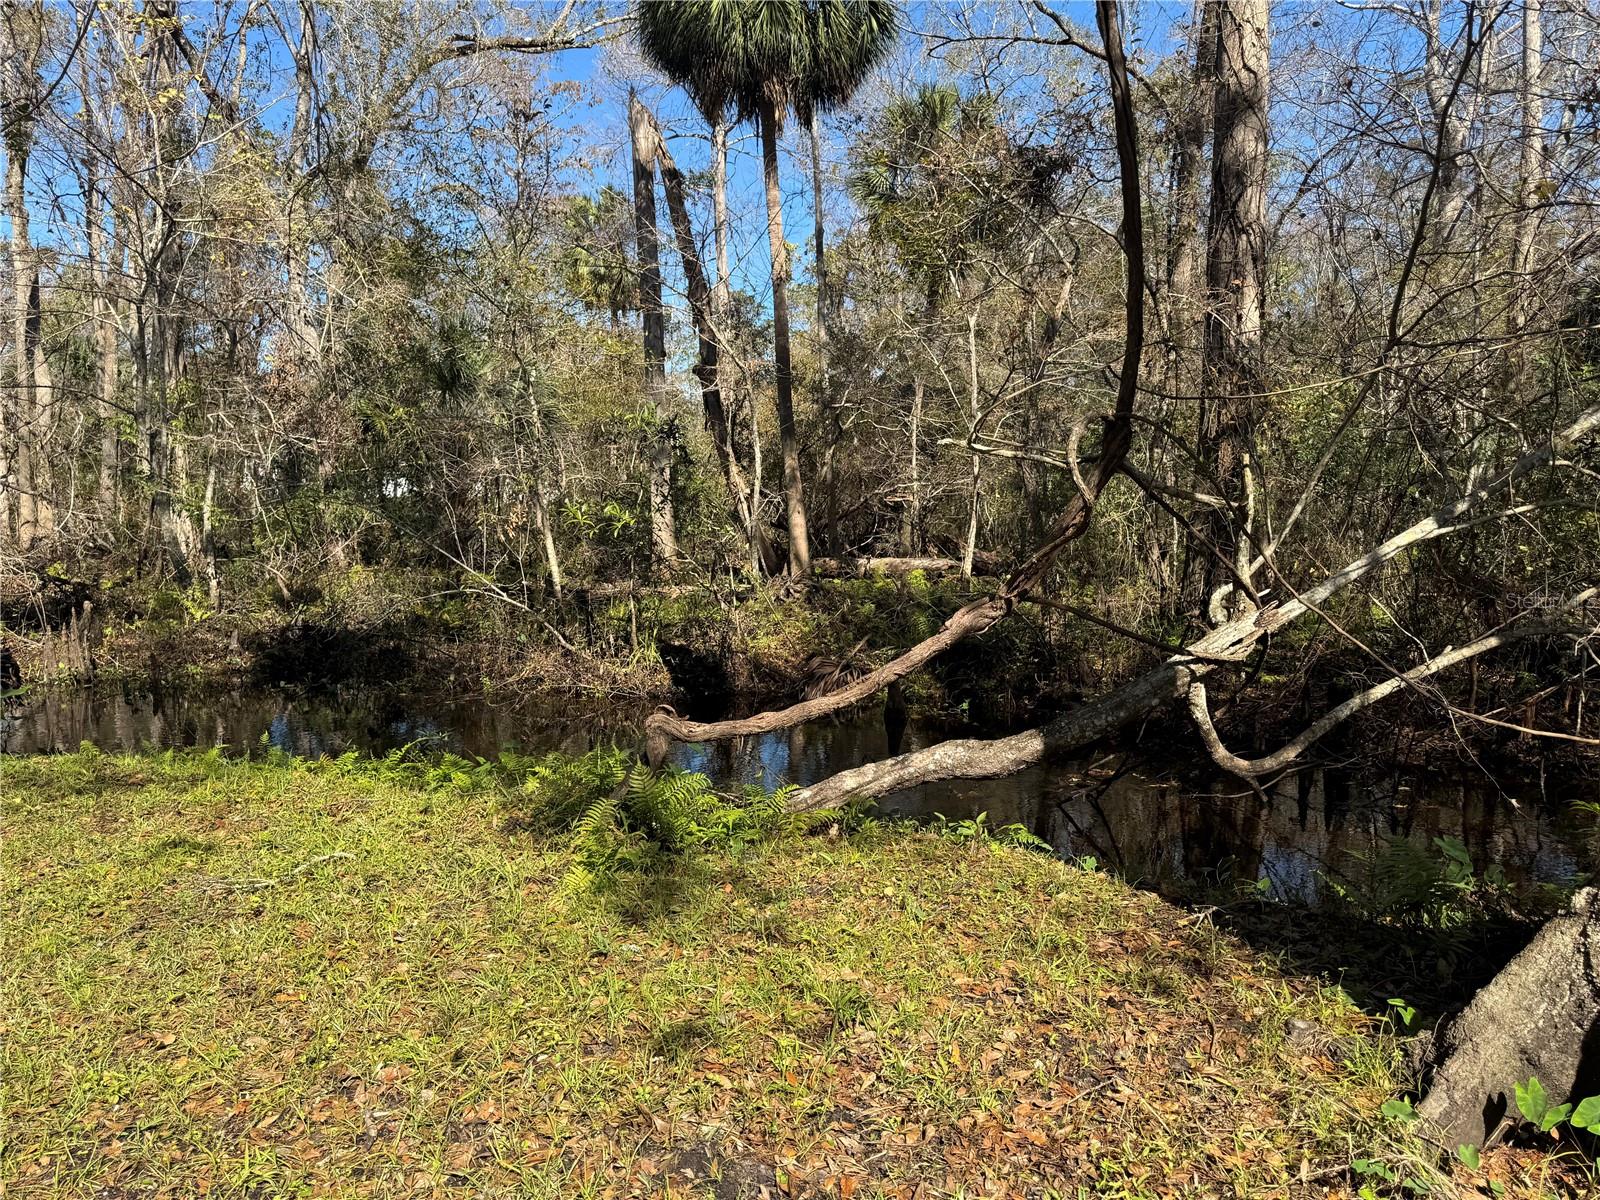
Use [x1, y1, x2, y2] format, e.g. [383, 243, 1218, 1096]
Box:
[6, 681, 1596, 909]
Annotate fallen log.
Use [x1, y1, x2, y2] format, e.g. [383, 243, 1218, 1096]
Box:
[810, 554, 1008, 579]
[1418, 888, 1600, 1148]
[785, 398, 1600, 809]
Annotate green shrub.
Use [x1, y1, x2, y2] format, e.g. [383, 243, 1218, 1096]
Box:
[556, 756, 812, 895]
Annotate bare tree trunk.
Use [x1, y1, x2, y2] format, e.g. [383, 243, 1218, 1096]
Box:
[712, 119, 731, 320]
[523, 382, 563, 600]
[147, 0, 196, 585]
[284, 0, 318, 364]
[1164, 0, 1219, 395]
[8, 164, 40, 547]
[759, 97, 811, 575]
[79, 31, 121, 523]
[86, 131, 120, 519]
[629, 91, 676, 574]
[27, 273, 57, 537]
[1509, 0, 1543, 408]
[902, 377, 923, 555]
[961, 311, 981, 579]
[645, 105, 778, 574]
[809, 108, 840, 553]
[200, 449, 219, 604]
[3, 3, 45, 547]
[1198, 0, 1270, 623]
[809, 109, 827, 377]
[1422, 0, 1475, 239]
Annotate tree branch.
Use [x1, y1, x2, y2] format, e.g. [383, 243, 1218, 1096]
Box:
[786, 403, 1600, 809]
[1187, 588, 1597, 777]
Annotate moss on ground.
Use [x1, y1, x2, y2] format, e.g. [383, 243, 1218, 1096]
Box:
[0, 750, 1584, 1198]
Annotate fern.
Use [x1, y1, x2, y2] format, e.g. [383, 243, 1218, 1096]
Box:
[507, 747, 630, 831]
[543, 751, 814, 896]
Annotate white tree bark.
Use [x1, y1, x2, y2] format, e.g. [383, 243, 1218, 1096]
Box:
[788, 402, 1600, 809]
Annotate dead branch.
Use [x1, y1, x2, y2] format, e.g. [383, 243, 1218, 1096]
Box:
[786, 402, 1600, 809]
[1188, 588, 1597, 776]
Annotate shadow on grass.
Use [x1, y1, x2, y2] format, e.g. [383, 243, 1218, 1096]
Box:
[1201, 897, 1539, 1026]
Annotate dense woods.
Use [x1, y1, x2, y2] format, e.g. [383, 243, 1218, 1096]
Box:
[8, 4, 1600, 1196]
[3, 0, 1599, 782]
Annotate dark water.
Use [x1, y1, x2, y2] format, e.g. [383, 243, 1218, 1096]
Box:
[6, 683, 1598, 906]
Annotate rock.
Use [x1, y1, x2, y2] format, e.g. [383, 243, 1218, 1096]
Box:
[1418, 888, 1600, 1147]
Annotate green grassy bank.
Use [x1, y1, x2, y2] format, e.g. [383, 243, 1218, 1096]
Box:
[0, 750, 1581, 1198]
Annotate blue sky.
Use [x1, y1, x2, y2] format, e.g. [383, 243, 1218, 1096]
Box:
[5, 2, 1192, 306]
[6, 0, 1457, 325]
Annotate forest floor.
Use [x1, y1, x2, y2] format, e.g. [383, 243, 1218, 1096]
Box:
[5, 751, 1591, 1199]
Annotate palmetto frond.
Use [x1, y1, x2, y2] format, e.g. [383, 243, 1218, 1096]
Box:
[634, 0, 896, 128]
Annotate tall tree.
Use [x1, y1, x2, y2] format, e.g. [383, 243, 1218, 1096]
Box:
[2, 0, 51, 548]
[1163, 0, 1220, 397]
[638, 102, 777, 574]
[77, 18, 120, 520]
[628, 90, 677, 573]
[1509, 0, 1543, 408]
[634, 0, 896, 575]
[1197, 0, 1270, 624]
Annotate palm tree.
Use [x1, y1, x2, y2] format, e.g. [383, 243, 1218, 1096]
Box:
[635, 0, 897, 575]
[558, 188, 638, 327]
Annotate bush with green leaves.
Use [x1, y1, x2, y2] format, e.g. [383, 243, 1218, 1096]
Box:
[927, 810, 1051, 851]
[1325, 835, 1515, 933]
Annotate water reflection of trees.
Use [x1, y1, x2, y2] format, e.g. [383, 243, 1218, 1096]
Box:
[7, 692, 1591, 904]
[1031, 764, 1589, 904]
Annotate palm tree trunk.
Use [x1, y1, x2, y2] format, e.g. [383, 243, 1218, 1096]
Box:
[759, 98, 811, 575]
[629, 92, 677, 574]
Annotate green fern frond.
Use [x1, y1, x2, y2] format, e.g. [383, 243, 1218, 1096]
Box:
[545, 751, 813, 898]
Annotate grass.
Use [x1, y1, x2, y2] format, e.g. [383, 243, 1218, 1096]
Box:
[0, 749, 1580, 1198]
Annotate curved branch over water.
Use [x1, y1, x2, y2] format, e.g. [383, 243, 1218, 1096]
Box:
[1188, 588, 1598, 777]
[787, 403, 1600, 809]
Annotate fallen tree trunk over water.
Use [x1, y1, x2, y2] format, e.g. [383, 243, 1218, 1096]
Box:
[1418, 888, 1600, 1148]
[786, 399, 1600, 809]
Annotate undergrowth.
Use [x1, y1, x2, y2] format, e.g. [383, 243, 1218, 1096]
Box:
[328, 742, 830, 896]
[1322, 833, 1572, 978]
[509, 751, 820, 895]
